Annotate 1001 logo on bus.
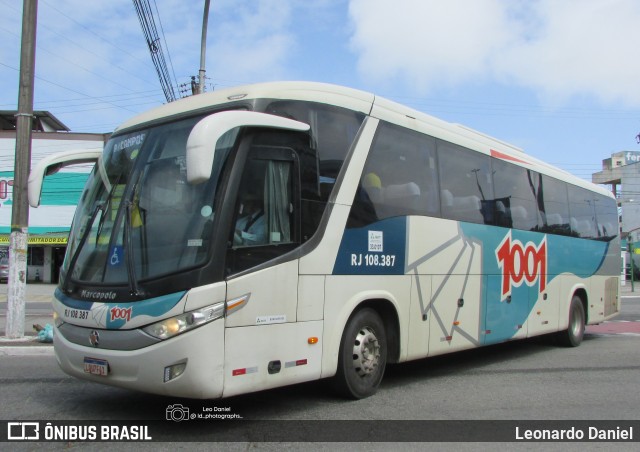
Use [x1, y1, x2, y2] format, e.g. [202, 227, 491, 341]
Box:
[495, 231, 547, 300]
[110, 306, 132, 322]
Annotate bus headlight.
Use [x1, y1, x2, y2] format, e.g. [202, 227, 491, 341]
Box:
[142, 302, 225, 340]
[53, 311, 65, 328]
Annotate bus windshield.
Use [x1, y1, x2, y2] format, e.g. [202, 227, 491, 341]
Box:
[64, 116, 236, 289]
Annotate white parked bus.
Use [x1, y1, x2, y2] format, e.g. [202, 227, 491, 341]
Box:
[29, 82, 620, 399]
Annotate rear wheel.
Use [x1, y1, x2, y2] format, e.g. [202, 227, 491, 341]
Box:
[333, 308, 387, 399]
[557, 295, 585, 347]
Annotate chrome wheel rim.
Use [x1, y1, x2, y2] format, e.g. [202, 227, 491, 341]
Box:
[352, 326, 380, 377]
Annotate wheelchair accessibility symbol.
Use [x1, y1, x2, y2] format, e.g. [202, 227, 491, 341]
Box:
[109, 246, 123, 267]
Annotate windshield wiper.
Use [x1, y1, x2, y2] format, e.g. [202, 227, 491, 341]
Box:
[124, 200, 144, 298]
[62, 203, 106, 294]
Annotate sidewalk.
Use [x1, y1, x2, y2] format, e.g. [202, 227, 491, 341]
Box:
[0, 283, 56, 348]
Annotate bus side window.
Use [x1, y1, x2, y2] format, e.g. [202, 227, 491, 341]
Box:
[492, 159, 543, 232]
[593, 192, 618, 241]
[348, 121, 439, 227]
[226, 146, 299, 275]
[438, 140, 493, 225]
[568, 185, 598, 239]
[540, 174, 571, 236]
[233, 158, 295, 248]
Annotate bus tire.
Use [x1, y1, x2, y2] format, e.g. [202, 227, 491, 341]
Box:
[333, 307, 387, 399]
[557, 295, 585, 347]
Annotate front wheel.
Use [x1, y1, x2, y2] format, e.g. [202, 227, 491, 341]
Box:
[333, 308, 387, 399]
[557, 295, 585, 347]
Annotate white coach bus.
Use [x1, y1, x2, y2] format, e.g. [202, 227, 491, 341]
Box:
[29, 82, 620, 399]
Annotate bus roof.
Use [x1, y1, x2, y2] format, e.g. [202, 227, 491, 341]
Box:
[115, 81, 375, 133]
[114, 81, 613, 199]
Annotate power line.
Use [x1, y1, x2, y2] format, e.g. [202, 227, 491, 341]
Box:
[0, 61, 141, 114]
[0, 88, 162, 108]
[152, 0, 178, 96]
[132, 0, 178, 103]
[0, 0, 169, 124]
[0, 0, 156, 87]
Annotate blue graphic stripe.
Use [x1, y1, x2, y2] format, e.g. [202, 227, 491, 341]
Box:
[55, 288, 186, 329]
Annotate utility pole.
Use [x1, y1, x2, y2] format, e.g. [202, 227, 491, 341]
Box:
[6, 0, 38, 339]
[198, 0, 211, 94]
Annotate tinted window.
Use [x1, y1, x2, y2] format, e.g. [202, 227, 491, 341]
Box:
[492, 159, 542, 231]
[266, 101, 365, 241]
[349, 122, 439, 227]
[347, 119, 613, 242]
[593, 193, 618, 241]
[568, 185, 597, 238]
[539, 175, 571, 236]
[265, 101, 365, 201]
[438, 140, 493, 224]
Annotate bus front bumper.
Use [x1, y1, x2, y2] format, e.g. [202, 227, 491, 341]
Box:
[53, 319, 225, 399]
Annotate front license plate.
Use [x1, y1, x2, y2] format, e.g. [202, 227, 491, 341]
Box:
[84, 357, 109, 376]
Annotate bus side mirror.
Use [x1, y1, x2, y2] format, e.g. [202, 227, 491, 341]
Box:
[28, 149, 101, 208]
[186, 110, 310, 184]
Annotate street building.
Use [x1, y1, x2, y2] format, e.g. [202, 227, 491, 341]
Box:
[0, 111, 108, 283]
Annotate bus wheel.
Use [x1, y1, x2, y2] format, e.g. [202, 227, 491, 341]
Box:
[333, 308, 387, 399]
[557, 295, 585, 347]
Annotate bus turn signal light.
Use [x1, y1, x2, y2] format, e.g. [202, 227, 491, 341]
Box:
[308, 337, 318, 344]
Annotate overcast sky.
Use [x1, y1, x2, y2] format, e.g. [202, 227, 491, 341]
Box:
[2, 0, 640, 182]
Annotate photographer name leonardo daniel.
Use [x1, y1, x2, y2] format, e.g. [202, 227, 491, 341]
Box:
[516, 426, 633, 441]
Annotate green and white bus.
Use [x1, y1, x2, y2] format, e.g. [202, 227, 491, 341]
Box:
[29, 82, 620, 399]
